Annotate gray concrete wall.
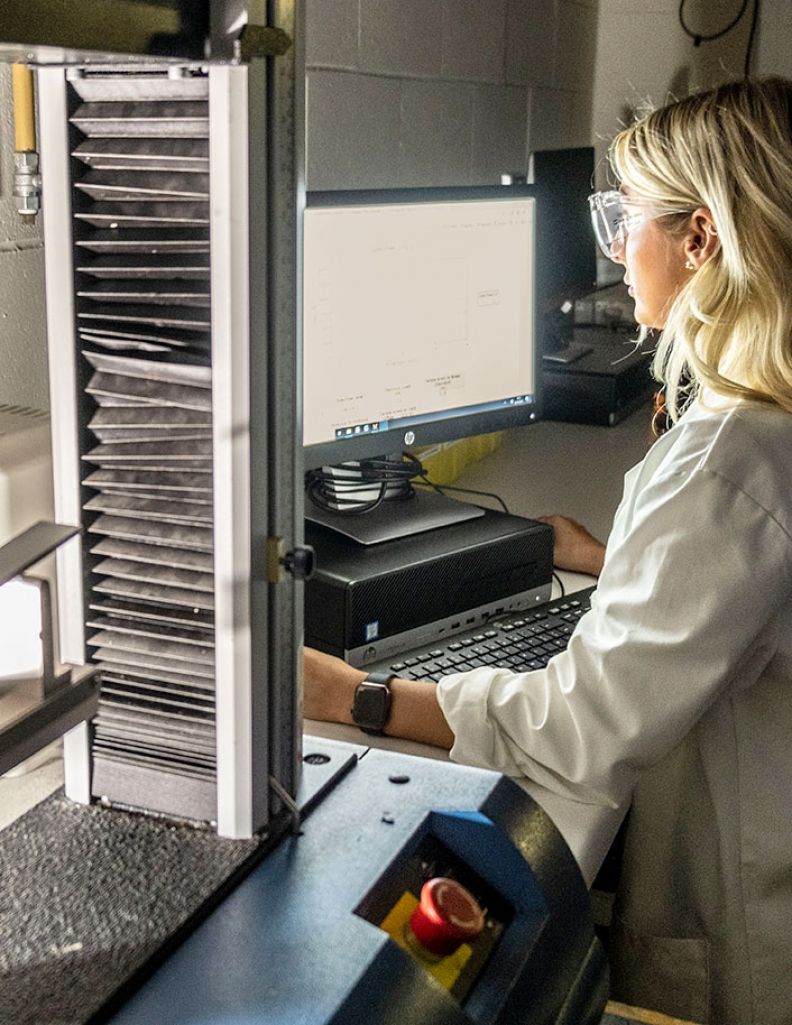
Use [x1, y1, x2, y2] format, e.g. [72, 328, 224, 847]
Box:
[1, 3, 790, 418]
[305, 0, 600, 191]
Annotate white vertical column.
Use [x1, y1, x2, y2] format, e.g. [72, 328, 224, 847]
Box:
[37, 66, 91, 804]
[209, 65, 259, 838]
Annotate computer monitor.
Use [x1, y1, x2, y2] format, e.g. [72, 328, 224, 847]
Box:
[302, 186, 539, 541]
[529, 147, 597, 350]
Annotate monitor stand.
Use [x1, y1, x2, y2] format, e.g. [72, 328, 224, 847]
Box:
[306, 488, 485, 546]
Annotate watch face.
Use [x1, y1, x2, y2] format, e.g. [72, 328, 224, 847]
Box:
[353, 682, 390, 731]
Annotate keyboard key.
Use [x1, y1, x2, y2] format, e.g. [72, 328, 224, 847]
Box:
[390, 662, 406, 672]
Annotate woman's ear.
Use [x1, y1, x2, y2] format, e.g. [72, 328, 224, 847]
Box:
[683, 207, 719, 270]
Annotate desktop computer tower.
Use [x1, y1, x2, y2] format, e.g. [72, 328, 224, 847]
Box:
[305, 512, 554, 666]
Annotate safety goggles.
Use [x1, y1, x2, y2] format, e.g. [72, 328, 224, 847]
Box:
[588, 190, 691, 261]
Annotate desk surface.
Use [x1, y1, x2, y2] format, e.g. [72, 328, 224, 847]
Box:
[452, 405, 653, 542]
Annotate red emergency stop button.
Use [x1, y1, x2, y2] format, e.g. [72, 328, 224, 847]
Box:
[407, 877, 485, 959]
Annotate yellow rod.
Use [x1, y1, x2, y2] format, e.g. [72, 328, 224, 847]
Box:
[12, 64, 36, 153]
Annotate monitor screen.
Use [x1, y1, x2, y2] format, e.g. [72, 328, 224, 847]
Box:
[302, 186, 538, 471]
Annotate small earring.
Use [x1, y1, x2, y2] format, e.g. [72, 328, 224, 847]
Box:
[685, 259, 695, 271]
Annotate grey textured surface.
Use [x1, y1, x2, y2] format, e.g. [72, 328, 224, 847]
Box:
[0, 790, 260, 1025]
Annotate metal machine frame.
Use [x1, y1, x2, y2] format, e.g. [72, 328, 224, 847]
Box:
[2, 0, 304, 839]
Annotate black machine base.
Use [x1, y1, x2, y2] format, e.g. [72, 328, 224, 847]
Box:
[1, 742, 608, 1025]
[102, 741, 608, 1024]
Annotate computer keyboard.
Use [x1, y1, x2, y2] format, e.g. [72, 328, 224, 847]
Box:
[384, 586, 596, 682]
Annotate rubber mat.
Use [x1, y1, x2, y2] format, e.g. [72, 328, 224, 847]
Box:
[0, 790, 262, 1025]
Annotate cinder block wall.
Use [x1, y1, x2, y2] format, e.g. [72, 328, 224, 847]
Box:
[305, 0, 599, 191]
[7, 2, 788, 417]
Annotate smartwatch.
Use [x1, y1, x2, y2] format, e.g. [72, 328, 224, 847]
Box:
[351, 671, 395, 735]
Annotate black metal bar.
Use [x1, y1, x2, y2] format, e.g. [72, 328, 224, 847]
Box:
[0, 668, 99, 777]
[0, 1, 209, 64]
[0, 521, 81, 588]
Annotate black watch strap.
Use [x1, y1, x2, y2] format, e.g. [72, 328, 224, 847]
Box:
[351, 671, 395, 735]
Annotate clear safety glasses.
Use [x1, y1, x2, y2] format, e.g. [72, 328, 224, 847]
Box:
[588, 190, 691, 262]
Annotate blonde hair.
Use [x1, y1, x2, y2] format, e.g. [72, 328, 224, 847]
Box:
[610, 77, 792, 420]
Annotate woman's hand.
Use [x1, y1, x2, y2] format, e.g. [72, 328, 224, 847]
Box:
[537, 514, 605, 577]
[303, 646, 365, 724]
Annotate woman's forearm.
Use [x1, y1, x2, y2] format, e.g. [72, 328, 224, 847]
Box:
[386, 677, 454, 749]
[304, 646, 454, 750]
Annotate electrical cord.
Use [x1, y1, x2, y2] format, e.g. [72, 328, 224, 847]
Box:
[678, 0, 760, 78]
[743, 0, 761, 78]
[413, 477, 511, 515]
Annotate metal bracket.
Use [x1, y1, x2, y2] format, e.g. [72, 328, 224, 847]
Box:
[266, 537, 315, 583]
[268, 773, 301, 834]
[238, 24, 292, 60]
[26, 576, 71, 699]
[0, 521, 99, 776]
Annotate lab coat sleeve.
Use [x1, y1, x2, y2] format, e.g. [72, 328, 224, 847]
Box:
[436, 466, 792, 808]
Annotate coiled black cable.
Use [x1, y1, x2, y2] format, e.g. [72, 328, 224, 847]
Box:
[305, 453, 424, 515]
[678, 0, 760, 78]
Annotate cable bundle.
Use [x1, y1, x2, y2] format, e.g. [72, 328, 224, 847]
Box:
[305, 453, 424, 514]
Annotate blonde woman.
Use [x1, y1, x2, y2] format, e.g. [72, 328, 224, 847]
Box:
[305, 77, 792, 1025]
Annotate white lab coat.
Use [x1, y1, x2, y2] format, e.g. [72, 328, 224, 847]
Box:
[437, 399, 792, 1025]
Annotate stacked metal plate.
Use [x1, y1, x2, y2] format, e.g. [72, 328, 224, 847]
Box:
[69, 74, 217, 820]
[71, 76, 210, 359]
